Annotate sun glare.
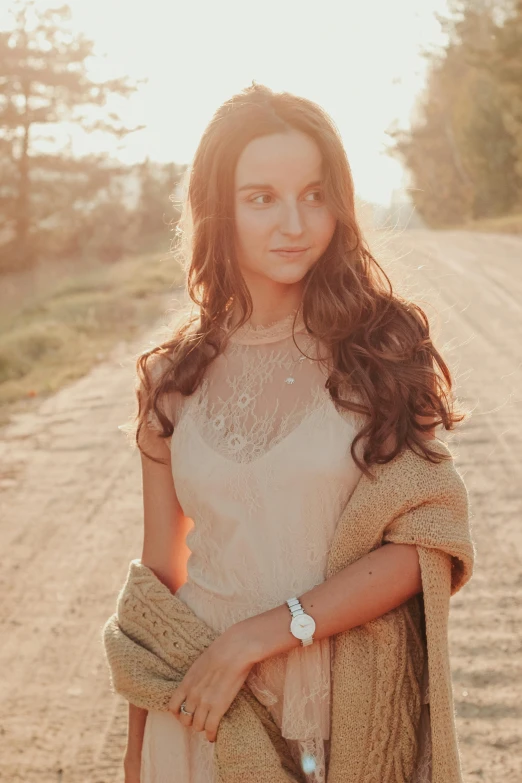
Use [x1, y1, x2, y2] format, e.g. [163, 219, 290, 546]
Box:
[4, 0, 449, 206]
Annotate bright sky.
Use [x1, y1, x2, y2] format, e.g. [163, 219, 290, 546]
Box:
[6, 0, 449, 206]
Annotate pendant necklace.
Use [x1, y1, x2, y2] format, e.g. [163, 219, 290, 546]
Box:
[285, 352, 311, 385]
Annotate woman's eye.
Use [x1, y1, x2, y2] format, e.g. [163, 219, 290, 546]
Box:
[251, 194, 273, 205]
[249, 190, 324, 205]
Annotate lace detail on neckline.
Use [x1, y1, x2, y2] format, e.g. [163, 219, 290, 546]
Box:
[225, 308, 308, 344]
[184, 354, 333, 465]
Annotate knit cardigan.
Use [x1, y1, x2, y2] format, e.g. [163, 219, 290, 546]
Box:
[102, 437, 475, 783]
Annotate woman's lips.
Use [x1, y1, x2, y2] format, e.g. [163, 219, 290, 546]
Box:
[271, 248, 310, 258]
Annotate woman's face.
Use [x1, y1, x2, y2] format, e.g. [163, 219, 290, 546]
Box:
[233, 130, 336, 290]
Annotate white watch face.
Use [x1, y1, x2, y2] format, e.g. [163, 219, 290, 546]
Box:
[290, 613, 316, 640]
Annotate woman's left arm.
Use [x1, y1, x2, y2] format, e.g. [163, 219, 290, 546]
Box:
[169, 420, 435, 740]
[241, 418, 437, 662]
[168, 541, 423, 742]
[237, 541, 422, 663]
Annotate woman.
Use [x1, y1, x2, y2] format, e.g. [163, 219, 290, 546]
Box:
[122, 83, 467, 783]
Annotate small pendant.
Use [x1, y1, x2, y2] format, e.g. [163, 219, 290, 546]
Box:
[285, 376, 295, 384]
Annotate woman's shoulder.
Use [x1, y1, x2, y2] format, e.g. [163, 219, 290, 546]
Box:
[127, 344, 185, 442]
[137, 344, 175, 383]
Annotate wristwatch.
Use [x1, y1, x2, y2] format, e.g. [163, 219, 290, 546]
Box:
[286, 596, 316, 647]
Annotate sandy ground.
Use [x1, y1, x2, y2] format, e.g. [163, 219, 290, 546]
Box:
[0, 228, 521, 782]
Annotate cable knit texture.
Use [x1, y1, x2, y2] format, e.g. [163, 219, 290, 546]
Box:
[102, 437, 475, 783]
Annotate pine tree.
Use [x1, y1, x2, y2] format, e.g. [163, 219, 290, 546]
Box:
[386, 0, 521, 225]
[0, 1, 143, 270]
[484, 0, 522, 203]
[136, 160, 186, 248]
[444, 0, 519, 217]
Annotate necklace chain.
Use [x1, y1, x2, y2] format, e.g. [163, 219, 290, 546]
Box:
[285, 353, 309, 385]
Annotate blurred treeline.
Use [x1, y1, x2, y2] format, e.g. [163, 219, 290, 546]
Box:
[0, 1, 186, 275]
[388, 0, 522, 227]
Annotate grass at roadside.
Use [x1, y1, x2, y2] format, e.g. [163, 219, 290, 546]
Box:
[0, 247, 186, 427]
[454, 211, 522, 235]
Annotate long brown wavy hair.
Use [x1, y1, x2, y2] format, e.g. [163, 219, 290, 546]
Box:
[132, 82, 467, 477]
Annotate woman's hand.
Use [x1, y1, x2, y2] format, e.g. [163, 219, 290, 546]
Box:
[167, 622, 258, 743]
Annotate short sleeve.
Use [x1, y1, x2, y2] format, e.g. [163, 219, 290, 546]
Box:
[119, 349, 177, 449]
[140, 354, 164, 432]
[145, 407, 162, 433]
[138, 351, 174, 434]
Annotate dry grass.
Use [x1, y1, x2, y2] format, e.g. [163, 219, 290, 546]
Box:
[454, 211, 522, 235]
[0, 247, 186, 426]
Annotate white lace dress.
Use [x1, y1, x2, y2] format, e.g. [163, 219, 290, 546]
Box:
[138, 311, 432, 783]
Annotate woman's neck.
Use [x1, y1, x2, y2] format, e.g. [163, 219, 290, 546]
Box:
[227, 300, 303, 330]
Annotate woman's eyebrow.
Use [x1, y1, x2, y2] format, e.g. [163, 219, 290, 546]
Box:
[237, 179, 323, 192]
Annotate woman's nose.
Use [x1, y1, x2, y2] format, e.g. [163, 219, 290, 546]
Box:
[279, 202, 305, 235]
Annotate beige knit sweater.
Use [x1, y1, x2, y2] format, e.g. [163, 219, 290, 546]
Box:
[102, 438, 475, 783]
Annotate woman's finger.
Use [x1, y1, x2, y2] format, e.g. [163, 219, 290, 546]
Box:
[169, 693, 196, 726]
[168, 687, 189, 717]
[191, 701, 211, 734]
[203, 710, 220, 743]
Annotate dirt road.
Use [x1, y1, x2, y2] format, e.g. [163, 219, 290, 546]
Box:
[1, 229, 521, 782]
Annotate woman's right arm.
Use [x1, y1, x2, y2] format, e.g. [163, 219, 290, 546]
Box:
[124, 704, 148, 782]
[124, 422, 192, 780]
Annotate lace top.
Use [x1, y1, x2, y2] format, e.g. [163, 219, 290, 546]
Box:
[138, 310, 431, 783]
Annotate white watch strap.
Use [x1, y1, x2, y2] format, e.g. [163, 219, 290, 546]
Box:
[286, 597, 315, 647]
[287, 597, 305, 616]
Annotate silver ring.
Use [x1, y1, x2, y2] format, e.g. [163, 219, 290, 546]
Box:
[180, 701, 194, 717]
